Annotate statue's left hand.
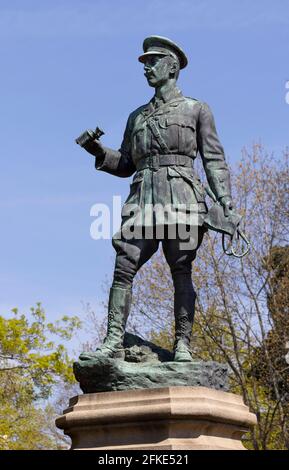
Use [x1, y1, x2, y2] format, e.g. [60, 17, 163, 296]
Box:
[219, 196, 234, 217]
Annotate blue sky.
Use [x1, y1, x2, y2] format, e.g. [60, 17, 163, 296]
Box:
[0, 0, 288, 334]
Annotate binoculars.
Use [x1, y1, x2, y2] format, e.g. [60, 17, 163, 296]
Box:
[75, 126, 105, 147]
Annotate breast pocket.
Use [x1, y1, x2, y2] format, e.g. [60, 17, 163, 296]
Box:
[159, 115, 195, 154]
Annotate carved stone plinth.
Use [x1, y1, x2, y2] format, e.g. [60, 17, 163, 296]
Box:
[56, 386, 257, 450]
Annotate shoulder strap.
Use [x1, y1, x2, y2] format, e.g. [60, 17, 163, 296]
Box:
[147, 118, 171, 154]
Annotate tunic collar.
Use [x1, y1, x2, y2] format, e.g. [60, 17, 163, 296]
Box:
[153, 86, 183, 105]
[141, 87, 183, 118]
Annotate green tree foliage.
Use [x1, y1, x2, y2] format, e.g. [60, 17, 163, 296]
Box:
[0, 303, 81, 450]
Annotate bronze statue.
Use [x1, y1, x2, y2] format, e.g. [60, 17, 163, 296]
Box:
[76, 36, 245, 363]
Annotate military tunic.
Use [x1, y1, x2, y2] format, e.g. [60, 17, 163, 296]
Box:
[96, 87, 231, 230]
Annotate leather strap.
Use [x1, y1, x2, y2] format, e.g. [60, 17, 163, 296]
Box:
[147, 118, 171, 153]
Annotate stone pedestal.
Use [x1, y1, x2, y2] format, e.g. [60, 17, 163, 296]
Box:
[56, 386, 257, 450]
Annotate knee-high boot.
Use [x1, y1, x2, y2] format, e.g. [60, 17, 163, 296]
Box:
[173, 275, 196, 362]
[96, 285, 132, 357]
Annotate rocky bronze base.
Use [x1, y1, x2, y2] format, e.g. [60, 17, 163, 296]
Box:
[73, 333, 228, 393]
[56, 386, 257, 450]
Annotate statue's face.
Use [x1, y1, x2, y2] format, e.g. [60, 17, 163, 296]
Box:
[143, 55, 176, 88]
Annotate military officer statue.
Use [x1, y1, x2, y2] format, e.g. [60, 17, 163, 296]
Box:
[77, 36, 234, 362]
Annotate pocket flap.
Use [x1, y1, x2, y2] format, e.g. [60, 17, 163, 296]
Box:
[167, 167, 182, 177]
[168, 167, 205, 201]
[165, 115, 195, 130]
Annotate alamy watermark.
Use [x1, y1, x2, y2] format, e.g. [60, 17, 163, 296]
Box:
[90, 196, 201, 250]
[285, 80, 289, 104]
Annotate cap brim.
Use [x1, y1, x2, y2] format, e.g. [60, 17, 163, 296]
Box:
[138, 51, 168, 63]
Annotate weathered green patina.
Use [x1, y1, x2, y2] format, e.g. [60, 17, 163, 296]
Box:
[75, 36, 240, 387]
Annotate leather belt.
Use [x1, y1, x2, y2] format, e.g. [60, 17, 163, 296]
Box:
[136, 154, 193, 171]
